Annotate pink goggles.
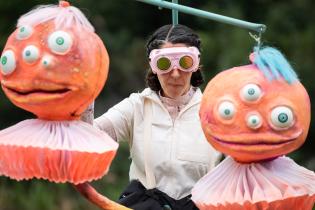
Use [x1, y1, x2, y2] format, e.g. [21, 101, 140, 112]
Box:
[149, 46, 200, 74]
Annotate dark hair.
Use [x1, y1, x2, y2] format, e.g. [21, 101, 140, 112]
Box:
[145, 24, 204, 91]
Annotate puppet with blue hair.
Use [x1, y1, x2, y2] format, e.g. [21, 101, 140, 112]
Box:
[192, 46, 315, 209]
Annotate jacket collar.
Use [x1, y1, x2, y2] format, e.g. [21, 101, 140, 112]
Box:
[142, 87, 202, 108]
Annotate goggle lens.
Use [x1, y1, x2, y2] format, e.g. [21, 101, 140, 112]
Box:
[156, 57, 171, 71]
[179, 55, 194, 69]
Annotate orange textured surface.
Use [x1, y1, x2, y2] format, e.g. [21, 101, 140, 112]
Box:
[0, 119, 118, 183]
[0, 146, 116, 184]
[200, 66, 310, 162]
[1, 21, 109, 120]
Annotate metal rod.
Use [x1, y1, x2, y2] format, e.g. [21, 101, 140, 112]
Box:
[172, 0, 178, 25]
[137, 0, 266, 33]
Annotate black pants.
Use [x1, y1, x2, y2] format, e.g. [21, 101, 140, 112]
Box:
[118, 180, 199, 210]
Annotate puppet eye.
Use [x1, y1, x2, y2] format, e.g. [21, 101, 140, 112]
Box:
[16, 25, 33, 40]
[48, 31, 73, 55]
[247, 114, 262, 129]
[0, 50, 16, 75]
[42, 56, 52, 68]
[270, 106, 294, 129]
[218, 101, 235, 120]
[23, 45, 40, 64]
[241, 84, 262, 101]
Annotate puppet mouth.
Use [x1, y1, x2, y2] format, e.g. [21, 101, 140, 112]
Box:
[208, 129, 302, 147]
[5, 87, 71, 95]
[213, 136, 297, 146]
[1, 80, 76, 103]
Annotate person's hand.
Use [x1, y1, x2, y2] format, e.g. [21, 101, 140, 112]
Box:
[80, 102, 94, 125]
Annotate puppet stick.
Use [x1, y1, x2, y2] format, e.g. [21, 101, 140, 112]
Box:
[136, 0, 266, 33]
[77, 105, 129, 209]
[74, 183, 131, 210]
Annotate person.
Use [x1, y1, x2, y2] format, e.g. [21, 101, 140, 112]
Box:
[89, 24, 221, 210]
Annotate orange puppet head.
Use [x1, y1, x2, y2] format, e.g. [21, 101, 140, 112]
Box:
[200, 47, 311, 163]
[0, 1, 109, 120]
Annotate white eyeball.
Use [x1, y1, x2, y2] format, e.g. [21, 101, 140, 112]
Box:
[41, 56, 53, 68]
[241, 84, 262, 102]
[16, 25, 33, 40]
[218, 101, 235, 120]
[0, 50, 16, 75]
[247, 114, 262, 129]
[270, 106, 294, 129]
[22, 45, 40, 64]
[48, 31, 73, 55]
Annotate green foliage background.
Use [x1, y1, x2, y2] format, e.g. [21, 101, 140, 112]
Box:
[0, 0, 314, 209]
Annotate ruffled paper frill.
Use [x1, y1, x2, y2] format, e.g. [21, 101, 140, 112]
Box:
[192, 156, 315, 210]
[0, 119, 118, 184]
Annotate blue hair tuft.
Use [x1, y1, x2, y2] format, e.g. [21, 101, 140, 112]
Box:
[252, 46, 298, 84]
